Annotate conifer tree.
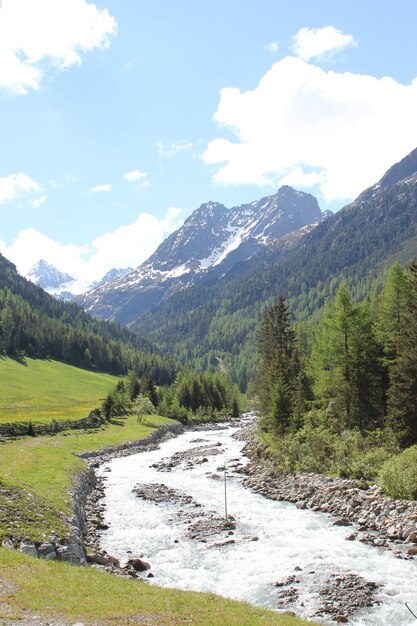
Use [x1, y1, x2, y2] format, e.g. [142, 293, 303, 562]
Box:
[311, 283, 383, 431]
[257, 295, 308, 435]
[232, 396, 240, 418]
[387, 259, 417, 445]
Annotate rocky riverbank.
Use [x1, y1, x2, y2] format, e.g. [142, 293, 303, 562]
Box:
[237, 422, 417, 559]
[0, 421, 186, 567]
[81, 420, 238, 577]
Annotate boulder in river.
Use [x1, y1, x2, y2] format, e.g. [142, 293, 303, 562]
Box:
[127, 557, 151, 571]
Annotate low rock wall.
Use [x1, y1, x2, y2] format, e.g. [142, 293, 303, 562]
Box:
[1, 421, 185, 565]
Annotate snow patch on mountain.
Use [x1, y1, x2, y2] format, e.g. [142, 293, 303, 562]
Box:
[75, 186, 323, 324]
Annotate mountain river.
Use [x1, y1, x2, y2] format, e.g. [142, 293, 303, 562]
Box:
[96, 417, 417, 625]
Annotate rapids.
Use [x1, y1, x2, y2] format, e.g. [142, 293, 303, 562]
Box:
[97, 418, 417, 625]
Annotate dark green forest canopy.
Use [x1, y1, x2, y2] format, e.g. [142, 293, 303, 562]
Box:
[0, 254, 177, 383]
[255, 263, 417, 486]
[132, 175, 417, 389]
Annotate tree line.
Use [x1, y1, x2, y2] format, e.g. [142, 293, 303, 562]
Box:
[256, 260, 417, 484]
[99, 369, 240, 424]
[0, 254, 177, 383]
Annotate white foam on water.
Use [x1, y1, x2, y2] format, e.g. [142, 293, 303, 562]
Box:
[97, 421, 417, 625]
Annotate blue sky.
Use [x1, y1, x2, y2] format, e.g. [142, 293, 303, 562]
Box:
[1, 0, 417, 289]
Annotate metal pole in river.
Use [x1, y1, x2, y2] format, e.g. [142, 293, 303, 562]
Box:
[224, 460, 228, 521]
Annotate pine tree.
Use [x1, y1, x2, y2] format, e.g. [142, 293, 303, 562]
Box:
[377, 262, 410, 361]
[387, 259, 417, 445]
[311, 283, 383, 431]
[232, 396, 240, 418]
[126, 369, 140, 401]
[257, 295, 308, 435]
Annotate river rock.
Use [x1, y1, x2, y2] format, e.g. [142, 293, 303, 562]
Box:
[56, 542, 86, 565]
[127, 557, 151, 571]
[38, 542, 57, 559]
[19, 540, 38, 557]
[1, 537, 14, 549]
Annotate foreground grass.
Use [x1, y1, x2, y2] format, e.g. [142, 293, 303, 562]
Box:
[0, 356, 118, 424]
[0, 413, 171, 541]
[0, 414, 313, 626]
[0, 549, 312, 626]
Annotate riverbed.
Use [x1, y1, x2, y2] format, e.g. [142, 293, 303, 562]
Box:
[96, 418, 417, 625]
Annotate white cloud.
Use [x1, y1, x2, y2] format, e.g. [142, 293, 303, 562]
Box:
[1, 207, 183, 292]
[292, 26, 357, 61]
[0, 173, 41, 204]
[156, 140, 194, 158]
[264, 42, 279, 53]
[32, 194, 48, 208]
[89, 183, 112, 193]
[123, 169, 148, 182]
[203, 55, 417, 203]
[0, 0, 116, 95]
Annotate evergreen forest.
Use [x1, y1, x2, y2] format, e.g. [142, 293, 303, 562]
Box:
[256, 260, 417, 498]
[0, 253, 177, 384]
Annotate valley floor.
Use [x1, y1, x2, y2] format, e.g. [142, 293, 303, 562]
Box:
[0, 415, 310, 626]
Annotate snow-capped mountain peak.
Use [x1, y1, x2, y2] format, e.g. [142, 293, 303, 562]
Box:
[27, 259, 74, 291]
[75, 186, 323, 324]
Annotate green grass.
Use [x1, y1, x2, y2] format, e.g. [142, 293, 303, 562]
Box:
[0, 356, 118, 424]
[0, 381, 314, 625]
[0, 413, 171, 541]
[0, 549, 312, 625]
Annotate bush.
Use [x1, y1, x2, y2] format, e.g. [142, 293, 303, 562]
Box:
[378, 446, 417, 499]
[265, 418, 398, 481]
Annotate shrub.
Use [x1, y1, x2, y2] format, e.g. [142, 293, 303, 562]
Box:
[378, 446, 417, 499]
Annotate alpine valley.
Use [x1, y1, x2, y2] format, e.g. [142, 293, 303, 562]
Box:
[75, 147, 417, 388]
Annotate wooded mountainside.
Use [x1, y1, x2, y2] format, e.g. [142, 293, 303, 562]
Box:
[0, 254, 176, 384]
[132, 156, 417, 390]
[255, 260, 417, 498]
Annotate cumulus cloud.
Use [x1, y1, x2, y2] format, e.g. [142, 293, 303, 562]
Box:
[156, 140, 194, 158]
[0, 0, 116, 95]
[1, 207, 183, 292]
[264, 42, 279, 53]
[0, 173, 41, 204]
[32, 194, 48, 208]
[203, 55, 417, 203]
[123, 169, 148, 182]
[292, 26, 357, 61]
[89, 183, 112, 193]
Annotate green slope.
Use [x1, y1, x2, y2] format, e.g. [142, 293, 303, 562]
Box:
[0, 253, 177, 383]
[132, 166, 417, 389]
[0, 356, 118, 424]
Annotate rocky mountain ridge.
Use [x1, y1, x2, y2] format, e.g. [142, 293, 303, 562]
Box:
[26, 260, 132, 300]
[27, 259, 74, 291]
[76, 185, 323, 324]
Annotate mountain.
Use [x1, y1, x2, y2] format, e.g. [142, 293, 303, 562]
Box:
[0, 253, 177, 382]
[27, 259, 74, 291]
[76, 186, 323, 324]
[131, 147, 417, 389]
[26, 260, 133, 301]
[97, 267, 133, 287]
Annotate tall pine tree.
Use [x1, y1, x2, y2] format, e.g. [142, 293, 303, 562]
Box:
[387, 259, 417, 445]
[257, 295, 309, 435]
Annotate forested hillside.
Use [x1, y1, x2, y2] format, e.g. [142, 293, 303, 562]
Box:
[256, 260, 417, 498]
[0, 254, 176, 383]
[132, 151, 417, 389]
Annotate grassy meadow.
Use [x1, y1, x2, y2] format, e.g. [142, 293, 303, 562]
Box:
[0, 548, 312, 626]
[0, 412, 171, 541]
[0, 359, 313, 625]
[0, 356, 118, 424]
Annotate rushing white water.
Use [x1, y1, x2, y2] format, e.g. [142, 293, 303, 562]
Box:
[97, 418, 417, 625]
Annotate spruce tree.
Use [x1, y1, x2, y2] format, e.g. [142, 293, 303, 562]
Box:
[311, 283, 383, 431]
[257, 295, 307, 435]
[387, 259, 417, 445]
